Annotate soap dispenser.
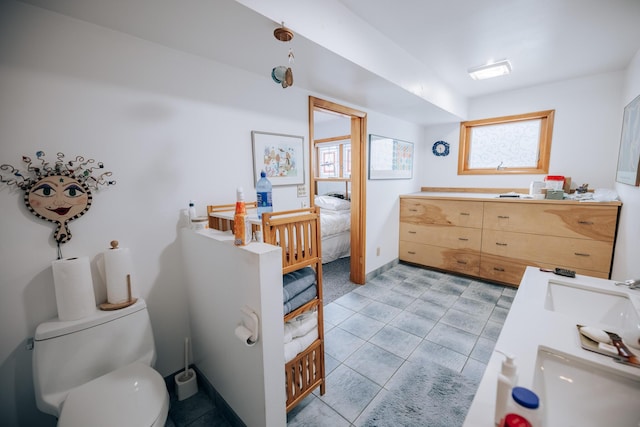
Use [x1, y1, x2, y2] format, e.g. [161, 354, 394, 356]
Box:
[495, 349, 518, 425]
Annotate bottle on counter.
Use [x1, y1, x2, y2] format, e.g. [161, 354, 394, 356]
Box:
[188, 200, 197, 223]
[503, 387, 541, 427]
[495, 350, 518, 425]
[233, 187, 251, 246]
[256, 171, 273, 219]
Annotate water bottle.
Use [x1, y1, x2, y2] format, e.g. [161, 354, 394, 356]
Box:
[256, 171, 273, 219]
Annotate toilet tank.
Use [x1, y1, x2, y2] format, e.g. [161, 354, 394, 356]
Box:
[33, 298, 157, 417]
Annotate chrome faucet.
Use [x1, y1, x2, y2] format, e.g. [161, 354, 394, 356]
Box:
[615, 279, 640, 289]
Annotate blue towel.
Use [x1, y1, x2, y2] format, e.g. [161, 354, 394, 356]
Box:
[283, 267, 316, 303]
[284, 284, 317, 315]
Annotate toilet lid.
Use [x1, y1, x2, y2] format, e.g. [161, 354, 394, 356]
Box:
[58, 362, 169, 427]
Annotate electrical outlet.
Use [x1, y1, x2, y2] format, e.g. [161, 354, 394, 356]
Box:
[376, 247, 381, 256]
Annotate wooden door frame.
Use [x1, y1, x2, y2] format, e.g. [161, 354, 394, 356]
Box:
[309, 96, 367, 284]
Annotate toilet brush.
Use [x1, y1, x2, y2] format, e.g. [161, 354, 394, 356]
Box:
[174, 337, 198, 401]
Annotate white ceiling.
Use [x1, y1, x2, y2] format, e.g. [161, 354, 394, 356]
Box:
[18, 0, 640, 126]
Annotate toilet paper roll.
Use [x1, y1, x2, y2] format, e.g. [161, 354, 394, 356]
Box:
[235, 325, 256, 346]
[103, 247, 135, 304]
[52, 257, 96, 321]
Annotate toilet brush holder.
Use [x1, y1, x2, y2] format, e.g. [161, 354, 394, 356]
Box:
[174, 368, 198, 401]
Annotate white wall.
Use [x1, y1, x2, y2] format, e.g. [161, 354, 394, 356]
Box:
[612, 48, 640, 280]
[421, 72, 624, 190]
[0, 2, 421, 425]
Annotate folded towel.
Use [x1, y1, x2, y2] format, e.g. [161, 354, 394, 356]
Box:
[284, 311, 318, 343]
[283, 285, 317, 315]
[284, 326, 319, 363]
[283, 267, 316, 303]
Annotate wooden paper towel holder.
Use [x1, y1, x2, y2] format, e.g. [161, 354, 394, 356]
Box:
[99, 273, 137, 311]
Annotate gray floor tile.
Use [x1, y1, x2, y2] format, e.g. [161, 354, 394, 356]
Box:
[426, 322, 479, 355]
[481, 319, 504, 341]
[324, 353, 340, 375]
[324, 302, 355, 326]
[287, 395, 351, 427]
[440, 307, 489, 335]
[324, 326, 366, 362]
[373, 289, 416, 309]
[352, 282, 392, 299]
[461, 281, 504, 304]
[489, 305, 510, 324]
[318, 364, 381, 423]
[461, 357, 488, 383]
[429, 279, 469, 295]
[344, 342, 404, 387]
[368, 325, 422, 359]
[469, 335, 497, 363]
[408, 340, 468, 372]
[358, 300, 403, 324]
[338, 312, 386, 341]
[404, 298, 448, 321]
[391, 279, 428, 298]
[387, 310, 436, 338]
[451, 295, 495, 318]
[333, 291, 373, 312]
[419, 288, 459, 308]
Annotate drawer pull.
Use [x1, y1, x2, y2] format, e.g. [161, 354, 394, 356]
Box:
[407, 251, 416, 255]
[409, 209, 418, 212]
[578, 220, 594, 225]
[493, 267, 505, 272]
[574, 252, 590, 257]
[460, 212, 470, 216]
[495, 242, 508, 246]
[456, 260, 468, 265]
[408, 231, 417, 234]
[497, 215, 510, 219]
[458, 237, 469, 241]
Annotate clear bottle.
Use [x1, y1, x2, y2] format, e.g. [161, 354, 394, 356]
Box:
[495, 350, 518, 425]
[188, 200, 197, 228]
[256, 171, 273, 219]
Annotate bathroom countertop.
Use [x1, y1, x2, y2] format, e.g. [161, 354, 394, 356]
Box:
[463, 266, 640, 426]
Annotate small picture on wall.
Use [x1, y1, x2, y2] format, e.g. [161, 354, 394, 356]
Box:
[251, 131, 305, 186]
[616, 94, 640, 186]
[368, 134, 414, 180]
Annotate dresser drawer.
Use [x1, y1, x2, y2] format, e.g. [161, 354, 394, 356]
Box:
[399, 223, 482, 251]
[400, 198, 483, 228]
[399, 241, 480, 275]
[482, 230, 613, 272]
[483, 202, 618, 241]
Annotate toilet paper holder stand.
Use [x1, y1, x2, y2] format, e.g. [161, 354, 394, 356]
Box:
[240, 306, 259, 345]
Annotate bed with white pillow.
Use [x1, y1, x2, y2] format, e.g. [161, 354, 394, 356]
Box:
[314, 195, 351, 263]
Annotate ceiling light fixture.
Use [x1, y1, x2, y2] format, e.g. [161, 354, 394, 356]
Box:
[468, 59, 512, 80]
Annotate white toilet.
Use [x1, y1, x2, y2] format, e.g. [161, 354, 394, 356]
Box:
[33, 298, 170, 427]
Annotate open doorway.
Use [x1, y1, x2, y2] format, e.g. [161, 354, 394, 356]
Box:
[308, 96, 366, 285]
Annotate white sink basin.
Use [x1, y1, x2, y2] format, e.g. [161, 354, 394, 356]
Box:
[534, 347, 640, 427]
[545, 280, 640, 336]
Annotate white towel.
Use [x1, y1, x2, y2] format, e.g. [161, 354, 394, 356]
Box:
[284, 311, 318, 343]
[284, 326, 319, 363]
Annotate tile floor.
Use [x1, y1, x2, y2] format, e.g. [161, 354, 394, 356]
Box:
[165, 263, 515, 426]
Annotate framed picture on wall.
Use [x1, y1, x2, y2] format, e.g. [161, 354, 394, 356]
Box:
[251, 131, 305, 186]
[616, 94, 640, 186]
[368, 134, 414, 180]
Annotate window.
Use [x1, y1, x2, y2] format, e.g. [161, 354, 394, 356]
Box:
[315, 138, 351, 179]
[457, 110, 555, 175]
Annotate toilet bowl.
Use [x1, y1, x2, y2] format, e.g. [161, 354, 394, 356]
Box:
[33, 299, 169, 426]
[57, 362, 169, 427]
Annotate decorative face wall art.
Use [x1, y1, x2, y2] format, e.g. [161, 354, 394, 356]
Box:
[1, 151, 115, 247]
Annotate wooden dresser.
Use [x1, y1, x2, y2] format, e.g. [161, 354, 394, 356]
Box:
[399, 192, 621, 286]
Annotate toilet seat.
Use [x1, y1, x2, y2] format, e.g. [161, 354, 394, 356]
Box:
[57, 362, 169, 427]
